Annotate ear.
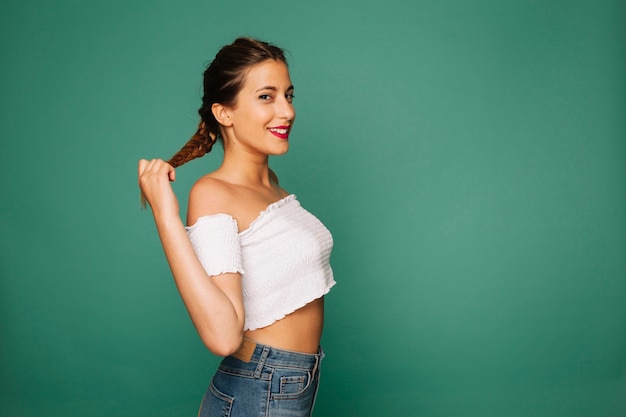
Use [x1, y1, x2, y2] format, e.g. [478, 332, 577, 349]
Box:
[211, 103, 233, 127]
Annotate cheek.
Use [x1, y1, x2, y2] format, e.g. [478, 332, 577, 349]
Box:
[257, 109, 275, 124]
[233, 104, 274, 131]
[249, 104, 274, 120]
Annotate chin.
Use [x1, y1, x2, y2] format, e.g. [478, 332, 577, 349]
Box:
[270, 144, 290, 156]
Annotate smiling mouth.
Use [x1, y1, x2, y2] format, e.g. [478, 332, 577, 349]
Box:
[268, 126, 291, 139]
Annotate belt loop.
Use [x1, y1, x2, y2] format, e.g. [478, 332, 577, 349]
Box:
[254, 345, 270, 378]
[312, 351, 322, 379]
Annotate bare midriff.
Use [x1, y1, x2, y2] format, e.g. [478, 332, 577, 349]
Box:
[243, 297, 324, 354]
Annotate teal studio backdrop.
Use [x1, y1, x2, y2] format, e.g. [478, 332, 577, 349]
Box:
[1, 0, 625, 416]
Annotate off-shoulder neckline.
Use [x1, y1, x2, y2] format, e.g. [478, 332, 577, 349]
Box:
[242, 194, 296, 235]
[186, 194, 297, 234]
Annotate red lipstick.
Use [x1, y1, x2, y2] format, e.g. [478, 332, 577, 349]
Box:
[268, 126, 291, 139]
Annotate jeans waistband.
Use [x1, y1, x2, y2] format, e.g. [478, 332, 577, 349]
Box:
[230, 339, 324, 378]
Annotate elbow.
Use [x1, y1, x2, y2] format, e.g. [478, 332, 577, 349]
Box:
[201, 332, 243, 357]
[193, 305, 246, 357]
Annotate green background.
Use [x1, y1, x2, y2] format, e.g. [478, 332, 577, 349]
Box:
[1, 0, 625, 416]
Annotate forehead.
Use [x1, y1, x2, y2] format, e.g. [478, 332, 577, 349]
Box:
[241, 59, 292, 90]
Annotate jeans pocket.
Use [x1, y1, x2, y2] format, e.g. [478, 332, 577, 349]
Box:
[270, 369, 312, 400]
[199, 380, 234, 417]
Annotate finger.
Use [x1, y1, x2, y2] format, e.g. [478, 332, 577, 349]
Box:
[142, 158, 160, 174]
[146, 158, 160, 172]
[138, 159, 148, 177]
[153, 160, 175, 179]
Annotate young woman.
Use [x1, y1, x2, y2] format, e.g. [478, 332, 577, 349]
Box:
[138, 38, 335, 417]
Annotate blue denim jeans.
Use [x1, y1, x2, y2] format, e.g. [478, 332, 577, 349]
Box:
[199, 341, 324, 417]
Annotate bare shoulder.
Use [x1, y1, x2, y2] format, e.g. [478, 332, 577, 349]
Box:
[187, 169, 289, 230]
[187, 175, 238, 226]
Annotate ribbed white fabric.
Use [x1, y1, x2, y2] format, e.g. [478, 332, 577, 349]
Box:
[185, 214, 244, 277]
[185, 195, 335, 331]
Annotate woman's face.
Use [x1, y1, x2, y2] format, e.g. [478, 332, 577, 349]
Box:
[223, 59, 295, 156]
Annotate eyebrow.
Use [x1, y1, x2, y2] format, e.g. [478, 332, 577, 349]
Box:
[255, 85, 295, 92]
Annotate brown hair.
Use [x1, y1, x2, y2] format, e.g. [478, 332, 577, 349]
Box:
[168, 37, 288, 168]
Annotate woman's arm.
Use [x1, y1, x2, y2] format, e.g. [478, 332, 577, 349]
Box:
[138, 159, 245, 356]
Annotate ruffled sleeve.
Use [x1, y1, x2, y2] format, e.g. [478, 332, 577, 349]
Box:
[185, 214, 244, 277]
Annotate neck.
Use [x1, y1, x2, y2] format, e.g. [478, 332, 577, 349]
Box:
[217, 148, 274, 188]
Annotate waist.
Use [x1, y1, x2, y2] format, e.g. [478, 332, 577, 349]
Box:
[229, 338, 324, 371]
[243, 297, 324, 353]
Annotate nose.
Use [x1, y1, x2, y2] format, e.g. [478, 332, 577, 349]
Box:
[278, 97, 295, 123]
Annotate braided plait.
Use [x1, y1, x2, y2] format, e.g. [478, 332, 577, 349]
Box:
[167, 121, 217, 168]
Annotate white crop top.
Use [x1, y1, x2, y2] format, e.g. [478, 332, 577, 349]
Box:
[185, 194, 335, 331]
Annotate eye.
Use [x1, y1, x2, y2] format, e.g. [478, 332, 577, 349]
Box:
[286, 93, 295, 103]
[259, 94, 272, 101]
